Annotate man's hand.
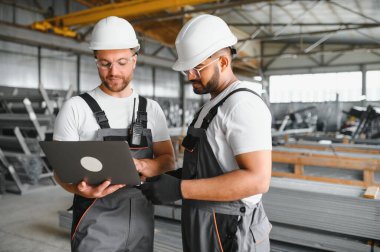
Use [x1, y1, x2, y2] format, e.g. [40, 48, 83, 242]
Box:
[140, 174, 182, 204]
[75, 180, 125, 198]
[134, 158, 148, 181]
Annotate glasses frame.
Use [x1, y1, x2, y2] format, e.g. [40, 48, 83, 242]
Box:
[181, 57, 220, 78]
[95, 53, 136, 70]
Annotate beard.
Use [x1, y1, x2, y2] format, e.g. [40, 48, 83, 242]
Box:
[100, 72, 133, 93]
[192, 66, 220, 95]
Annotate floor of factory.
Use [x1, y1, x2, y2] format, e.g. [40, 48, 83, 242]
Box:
[0, 185, 322, 252]
[0, 186, 182, 252]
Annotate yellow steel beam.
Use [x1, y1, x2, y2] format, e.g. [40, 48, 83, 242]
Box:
[32, 0, 216, 37]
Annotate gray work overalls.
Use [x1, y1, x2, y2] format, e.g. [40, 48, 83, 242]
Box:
[181, 88, 272, 252]
[71, 93, 154, 252]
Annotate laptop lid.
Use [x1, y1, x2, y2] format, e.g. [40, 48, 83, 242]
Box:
[40, 141, 140, 186]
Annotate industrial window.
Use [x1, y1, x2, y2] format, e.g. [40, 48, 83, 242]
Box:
[269, 72, 362, 103]
[366, 71, 380, 101]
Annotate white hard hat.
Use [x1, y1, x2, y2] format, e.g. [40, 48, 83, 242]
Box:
[172, 14, 237, 71]
[89, 16, 140, 51]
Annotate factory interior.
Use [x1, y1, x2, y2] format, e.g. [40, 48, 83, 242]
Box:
[0, 0, 379, 251]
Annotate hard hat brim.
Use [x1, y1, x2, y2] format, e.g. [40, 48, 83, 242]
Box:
[89, 43, 140, 51]
[172, 36, 237, 71]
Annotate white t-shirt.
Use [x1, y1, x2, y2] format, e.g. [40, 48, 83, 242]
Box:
[193, 81, 272, 205]
[53, 87, 170, 142]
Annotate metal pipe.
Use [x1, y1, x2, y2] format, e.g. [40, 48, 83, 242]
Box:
[76, 54, 81, 94]
[304, 31, 337, 53]
[38, 46, 41, 86]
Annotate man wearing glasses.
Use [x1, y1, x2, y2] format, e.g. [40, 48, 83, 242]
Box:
[53, 16, 175, 252]
[141, 14, 272, 252]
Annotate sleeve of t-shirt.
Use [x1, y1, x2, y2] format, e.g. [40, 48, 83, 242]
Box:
[224, 96, 272, 155]
[53, 98, 80, 141]
[150, 101, 171, 142]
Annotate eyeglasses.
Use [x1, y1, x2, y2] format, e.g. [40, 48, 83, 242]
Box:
[181, 57, 220, 78]
[95, 54, 136, 70]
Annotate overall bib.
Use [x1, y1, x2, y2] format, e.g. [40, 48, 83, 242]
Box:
[71, 93, 154, 252]
[181, 88, 272, 252]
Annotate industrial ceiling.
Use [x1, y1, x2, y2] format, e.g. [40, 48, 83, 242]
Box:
[1, 0, 380, 76]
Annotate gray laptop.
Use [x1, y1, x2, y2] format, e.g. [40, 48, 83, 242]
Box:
[40, 141, 140, 185]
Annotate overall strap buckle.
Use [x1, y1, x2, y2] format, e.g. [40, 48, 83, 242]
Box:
[94, 111, 109, 126]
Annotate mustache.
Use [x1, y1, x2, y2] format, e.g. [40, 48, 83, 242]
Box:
[106, 74, 123, 79]
[190, 80, 201, 84]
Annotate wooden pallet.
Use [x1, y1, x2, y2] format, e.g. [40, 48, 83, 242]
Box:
[272, 148, 380, 187]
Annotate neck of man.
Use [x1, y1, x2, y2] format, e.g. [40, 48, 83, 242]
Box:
[210, 74, 238, 99]
[99, 84, 133, 98]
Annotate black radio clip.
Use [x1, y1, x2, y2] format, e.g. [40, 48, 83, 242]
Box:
[128, 98, 143, 146]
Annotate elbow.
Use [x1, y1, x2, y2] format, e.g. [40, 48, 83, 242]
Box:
[254, 174, 271, 194]
[259, 181, 270, 194]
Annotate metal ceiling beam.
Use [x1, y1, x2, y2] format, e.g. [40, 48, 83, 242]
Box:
[49, 0, 216, 26]
[354, 30, 380, 45]
[239, 24, 380, 42]
[329, 0, 380, 24]
[263, 43, 291, 70]
[31, 0, 217, 37]
[291, 43, 321, 65]
[304, 32, 337, 53]
[324, 52, 345, 65]
[326, 0, 343, 24]
[0, 21, 174, 69]
[0, 0, 46, 14]
[372, 51, 380, 59]
[273, 0, 321, 37]
[299, 1, 321, 23]
[131, 0, 267, 24]
[264, 61, 380, 75]
[238, 45, 380, 60]
[228, 22, 380, 26]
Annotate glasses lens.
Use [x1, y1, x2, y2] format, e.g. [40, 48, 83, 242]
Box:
[96, 60, 111, 69]
[182, 69, 200, 78]
[96, 56, 135, 69]
[116, 58, 129, 67]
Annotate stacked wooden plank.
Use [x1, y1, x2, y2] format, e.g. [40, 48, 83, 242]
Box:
[272, 145, 380, 187]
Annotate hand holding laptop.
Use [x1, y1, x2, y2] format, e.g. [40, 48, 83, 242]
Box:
[76, 180, 125, 198]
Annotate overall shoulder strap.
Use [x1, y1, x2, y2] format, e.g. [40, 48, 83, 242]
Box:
[200, 88, 263, 130]
[188, 105, 205, 127]
[79, 93, 110, 129]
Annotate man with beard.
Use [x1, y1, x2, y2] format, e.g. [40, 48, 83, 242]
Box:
[141, 14, 272, 252]
[53, 16, 175, 252]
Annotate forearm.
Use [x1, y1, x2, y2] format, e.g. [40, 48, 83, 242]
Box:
[139, 153, 175, 177]
[181, 169, 270, 201]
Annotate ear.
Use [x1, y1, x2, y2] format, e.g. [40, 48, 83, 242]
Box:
[132, 55, 137, 70]
[219, 55, 229, 72]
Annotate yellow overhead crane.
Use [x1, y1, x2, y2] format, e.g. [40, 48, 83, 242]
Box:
[31, 0, 216, 39]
